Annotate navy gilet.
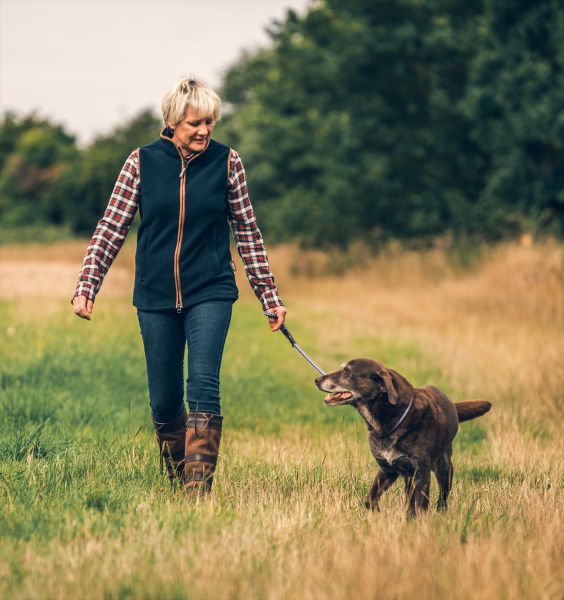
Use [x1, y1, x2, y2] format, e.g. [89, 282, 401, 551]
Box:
[133, 130, 238, 310]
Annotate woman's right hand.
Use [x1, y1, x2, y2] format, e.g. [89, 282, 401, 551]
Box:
[72, 295, 94, 320]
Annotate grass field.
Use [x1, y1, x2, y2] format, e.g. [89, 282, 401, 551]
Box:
[0, 239, 562, 599]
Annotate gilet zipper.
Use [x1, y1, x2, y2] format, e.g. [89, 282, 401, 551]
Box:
[173, 150, 199, 313]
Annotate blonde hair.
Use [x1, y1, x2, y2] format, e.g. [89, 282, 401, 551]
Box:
[161, 76, 221, 126]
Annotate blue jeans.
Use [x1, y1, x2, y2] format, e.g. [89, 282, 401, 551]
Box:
[137, 301, 233, 421]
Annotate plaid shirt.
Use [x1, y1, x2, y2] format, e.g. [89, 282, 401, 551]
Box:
[74, 148, 283, 310]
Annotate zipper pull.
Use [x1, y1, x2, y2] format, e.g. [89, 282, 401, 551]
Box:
[176, 303, 183, 314]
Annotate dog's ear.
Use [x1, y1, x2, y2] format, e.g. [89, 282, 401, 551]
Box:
[373, 368, 413, 405]
[387, 369, 414, 405]
[379, 370, 399, 405]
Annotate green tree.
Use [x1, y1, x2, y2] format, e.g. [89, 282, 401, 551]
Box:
[220, 0, 564, 246]
[64, 109, 161, 233]
[0, 115, 77, 225]
[462, 0, 564, 236]
[0, 109, 161, 234]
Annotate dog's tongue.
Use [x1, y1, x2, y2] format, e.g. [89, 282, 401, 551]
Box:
[325, 392, 352, 401]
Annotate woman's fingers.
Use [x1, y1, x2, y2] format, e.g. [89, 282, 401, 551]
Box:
[72, 295, 93, 320]
[269, 306, 287, 331]
[72, 296, 84, 313]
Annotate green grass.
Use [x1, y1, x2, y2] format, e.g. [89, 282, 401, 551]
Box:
[0, 296, 561, 599]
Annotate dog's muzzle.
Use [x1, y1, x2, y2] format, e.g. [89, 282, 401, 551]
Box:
[315, 376, 355, 405]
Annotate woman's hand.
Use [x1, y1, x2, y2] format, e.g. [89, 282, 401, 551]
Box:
[72, 295, 94, 320]
[267, 306, 287, 332]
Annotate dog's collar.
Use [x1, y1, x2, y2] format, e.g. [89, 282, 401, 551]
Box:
[377, 394, 415, 438]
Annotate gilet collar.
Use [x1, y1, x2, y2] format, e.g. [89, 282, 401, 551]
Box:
[159, 127, 210, 159]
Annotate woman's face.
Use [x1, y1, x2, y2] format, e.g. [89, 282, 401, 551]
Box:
[170, 108, 215, 153]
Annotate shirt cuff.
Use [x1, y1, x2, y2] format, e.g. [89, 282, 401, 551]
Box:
[72, 281, 96, 304]
[261, 289, 284, 311]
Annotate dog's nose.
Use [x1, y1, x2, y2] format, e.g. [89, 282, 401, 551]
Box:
[315, 376, 323, 385]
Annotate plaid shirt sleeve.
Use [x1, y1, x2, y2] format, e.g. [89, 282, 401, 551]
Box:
[228, 150, 284, 311]
[73, 150, 140, 302]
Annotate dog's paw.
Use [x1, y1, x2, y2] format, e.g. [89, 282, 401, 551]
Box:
[364, 495, 379, 512]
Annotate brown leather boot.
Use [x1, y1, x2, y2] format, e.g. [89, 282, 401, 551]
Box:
[152, 407, 188, 484]
[183, 412, 223, 496]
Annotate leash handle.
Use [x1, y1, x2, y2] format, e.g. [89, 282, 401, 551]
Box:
[264, 311, 296, 346]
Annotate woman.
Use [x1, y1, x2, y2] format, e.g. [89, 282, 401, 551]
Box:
[72, 77, 286, 496]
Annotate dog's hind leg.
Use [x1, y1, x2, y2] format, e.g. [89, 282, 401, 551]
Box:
[365, 469, 398, 511]
[434, 453, 454, 511]
[404, 469, 431, 517]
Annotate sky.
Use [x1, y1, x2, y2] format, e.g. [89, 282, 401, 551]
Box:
[0, 0, 312, 144]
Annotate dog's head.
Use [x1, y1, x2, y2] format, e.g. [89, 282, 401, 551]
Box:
[315, 358, 413, 407]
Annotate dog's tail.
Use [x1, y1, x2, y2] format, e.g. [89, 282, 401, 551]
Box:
[455, 400, 492, 422]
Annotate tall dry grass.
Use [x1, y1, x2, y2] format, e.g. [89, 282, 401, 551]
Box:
[0, 238, 562, 599]
[272, 240, 563, 426]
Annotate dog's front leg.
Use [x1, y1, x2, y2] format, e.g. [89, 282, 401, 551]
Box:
[365, 469, 398, 511]
[404, 470, 431, 518]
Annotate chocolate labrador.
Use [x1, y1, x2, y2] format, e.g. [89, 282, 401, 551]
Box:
[315, 358, 491, 517]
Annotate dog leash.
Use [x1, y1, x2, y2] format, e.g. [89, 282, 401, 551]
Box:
[264, 312, 326, 375]
[265, 312, 415, 434]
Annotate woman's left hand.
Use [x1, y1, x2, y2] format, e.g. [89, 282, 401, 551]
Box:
[267, 306, 287, 332]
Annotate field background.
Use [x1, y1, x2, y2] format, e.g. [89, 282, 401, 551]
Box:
[0, 239, 562, 600]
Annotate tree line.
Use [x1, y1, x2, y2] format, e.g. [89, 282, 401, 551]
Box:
[0, 110, 160, 236]
[1, 0, 563, 247]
